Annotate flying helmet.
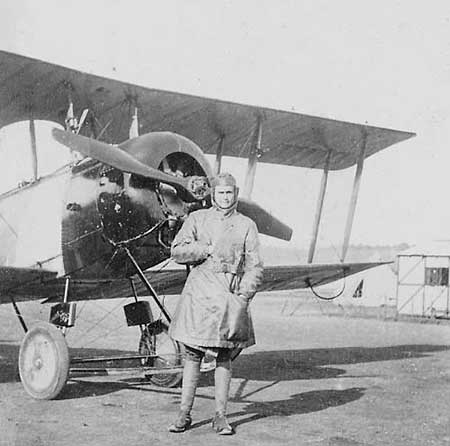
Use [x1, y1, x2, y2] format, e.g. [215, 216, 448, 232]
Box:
[210, 172, 239, 209]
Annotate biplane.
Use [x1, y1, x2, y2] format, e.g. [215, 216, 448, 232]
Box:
[0, 50, 415, 399]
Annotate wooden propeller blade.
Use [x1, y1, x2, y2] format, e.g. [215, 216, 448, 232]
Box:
[53, 130, 292, 240]
[52, 129, 194, 197]
[237, 198, 292, 241]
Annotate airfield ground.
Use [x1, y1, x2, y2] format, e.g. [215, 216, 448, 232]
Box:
[0, 293, 449, 446]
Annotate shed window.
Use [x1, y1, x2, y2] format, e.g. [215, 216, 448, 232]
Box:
[425, 267, 449, 286]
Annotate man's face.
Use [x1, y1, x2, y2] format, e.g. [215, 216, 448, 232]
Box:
[214, 185, 236, 209]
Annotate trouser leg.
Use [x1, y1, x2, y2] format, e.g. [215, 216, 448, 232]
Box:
[180, 356, 201, 414]
[169, 348, 202, 433]
[212, 349, 234, 434]
[214, 349, 232, 415]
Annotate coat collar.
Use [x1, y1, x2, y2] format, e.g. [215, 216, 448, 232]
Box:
[210, 204, 237, 219]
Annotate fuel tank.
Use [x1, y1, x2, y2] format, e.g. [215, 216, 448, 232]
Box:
[61, 132, 212, 280]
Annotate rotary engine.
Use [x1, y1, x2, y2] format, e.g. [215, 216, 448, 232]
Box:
[97, 132, 213, 250]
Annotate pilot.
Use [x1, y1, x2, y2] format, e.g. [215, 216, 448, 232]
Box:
[168, 172, 263, 435]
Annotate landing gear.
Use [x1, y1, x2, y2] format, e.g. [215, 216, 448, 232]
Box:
[138, 320, 183, 387]
[18, 322, 69, 400]
[16, 247, 216, 400]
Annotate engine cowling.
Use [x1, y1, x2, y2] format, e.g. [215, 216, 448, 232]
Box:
[62, 132, 212, 280]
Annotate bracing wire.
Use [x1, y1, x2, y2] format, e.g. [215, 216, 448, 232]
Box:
[307, 235, 346, 301]
[69, 296, 130, 347]
[306, 276, 346, 301]
[143, 257, 173, 320]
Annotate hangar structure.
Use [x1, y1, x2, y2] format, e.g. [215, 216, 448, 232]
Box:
[396, 241, 450, 318]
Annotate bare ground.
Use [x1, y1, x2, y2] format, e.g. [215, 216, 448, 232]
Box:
[1, 294, 450, 446]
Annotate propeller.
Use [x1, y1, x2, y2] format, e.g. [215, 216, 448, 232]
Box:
[52, 129, 293, 241]
[52, 129, 206, 201]
[237, 198, 293, 241]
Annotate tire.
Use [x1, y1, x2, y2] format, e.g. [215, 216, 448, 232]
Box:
[19, 322, 69, 400]
[138, 321, 183, 388]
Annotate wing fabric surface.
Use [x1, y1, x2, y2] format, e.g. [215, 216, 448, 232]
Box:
[146, 261, 389, 294]
[0, 262, 387, 304]
[0, 266, 58, 304]
[260, 261, 390, 291]
[99, 261, 391, 297]
[0, 51, 415, 170]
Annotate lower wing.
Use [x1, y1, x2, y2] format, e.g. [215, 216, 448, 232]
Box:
[0, 261, 389, 304]
[0, 266, 58, 303]
[260, 261, 391, 291]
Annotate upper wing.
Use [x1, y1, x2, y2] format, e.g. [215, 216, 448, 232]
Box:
[0, 50, 415, 170]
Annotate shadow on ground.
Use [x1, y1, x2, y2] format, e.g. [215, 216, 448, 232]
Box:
[191, 387, 366, 431]
[0, 345, 139, 385]
[204, 344, 450, 384]
[1, 343, 449, 399]
[58, 380, 129, 399]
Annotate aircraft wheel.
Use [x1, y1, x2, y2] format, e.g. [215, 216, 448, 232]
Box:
[19, 322, 69, 400]
[139, 321, 183, 388]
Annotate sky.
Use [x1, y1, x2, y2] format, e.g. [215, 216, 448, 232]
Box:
[1, 0, 449, 252]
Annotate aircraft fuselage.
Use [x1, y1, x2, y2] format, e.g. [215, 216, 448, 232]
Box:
[0, 132, 212, 283]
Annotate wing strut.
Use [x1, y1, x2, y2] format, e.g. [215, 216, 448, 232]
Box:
[129, 107, 139, 139]
[214, 135, 225, 174]
[307, 150, 331, 263]
[341, 131, 367, 261]
[243, 116, 263, 199]
[122, 246, 172, 323]
[29, 118, 38, 181]
[9, 296, 28, 333]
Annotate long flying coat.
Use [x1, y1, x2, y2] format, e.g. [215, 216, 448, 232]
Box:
[168, 207, 263, 349]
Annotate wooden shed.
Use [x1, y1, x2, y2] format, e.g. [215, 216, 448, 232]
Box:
[396, 241, 450, 318]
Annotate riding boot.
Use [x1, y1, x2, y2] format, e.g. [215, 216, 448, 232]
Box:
[212, 359, 234, 435]
[168, 358, 200, 433]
